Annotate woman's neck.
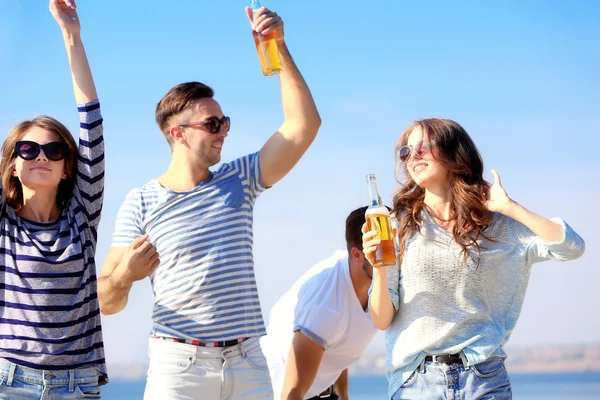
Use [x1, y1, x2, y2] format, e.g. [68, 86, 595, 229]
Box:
[19, 189, 61, 222]
[424, 185, 453, 231]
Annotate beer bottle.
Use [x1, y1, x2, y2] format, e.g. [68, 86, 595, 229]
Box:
[365, 174, 397, 268]
[250, 0, 283, 76]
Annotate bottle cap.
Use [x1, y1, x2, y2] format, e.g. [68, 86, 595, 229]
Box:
[250, 0, 262, 11]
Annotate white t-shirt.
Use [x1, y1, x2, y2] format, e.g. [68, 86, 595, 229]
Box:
[260, 250, 378, 399]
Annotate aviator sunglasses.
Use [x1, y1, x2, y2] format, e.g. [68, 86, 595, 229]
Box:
[14, 141, 70, 161]
[179, 116, 231, 134]
[398, 140, 436, 163]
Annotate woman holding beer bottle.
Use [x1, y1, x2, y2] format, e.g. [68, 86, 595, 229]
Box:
[0, 1, 108, 398]
[363, 118, 585, 399]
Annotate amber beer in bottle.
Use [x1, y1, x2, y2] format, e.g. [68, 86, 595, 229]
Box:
[250, 0, 283, 76]
[365, 174, 397, 268]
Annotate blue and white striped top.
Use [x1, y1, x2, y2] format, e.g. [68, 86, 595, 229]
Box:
[0, 101, 106, 381]
[112, 153, 268, 341]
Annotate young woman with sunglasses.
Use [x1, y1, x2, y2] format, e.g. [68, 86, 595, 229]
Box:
[0, 1, 108, 398]
[363, 118, 585, 399]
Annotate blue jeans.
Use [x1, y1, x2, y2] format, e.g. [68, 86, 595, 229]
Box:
[392, 357, 512, 400]
[0, 359, 102, 400]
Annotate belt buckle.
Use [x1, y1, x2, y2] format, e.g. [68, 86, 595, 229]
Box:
[431, 355, 443, 363]
[435, 354, 461, 365]
[318, 385, 334, 398]
[431, 355, 449, 365]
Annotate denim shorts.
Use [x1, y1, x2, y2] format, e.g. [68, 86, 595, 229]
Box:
[392, 356, 512, 400]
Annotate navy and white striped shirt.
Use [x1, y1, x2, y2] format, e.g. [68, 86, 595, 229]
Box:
[112, 153, 267, 341]
[0, 101, 106, 381]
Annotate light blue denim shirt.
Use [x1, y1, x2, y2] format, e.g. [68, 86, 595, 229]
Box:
[371, 211, 585, 398]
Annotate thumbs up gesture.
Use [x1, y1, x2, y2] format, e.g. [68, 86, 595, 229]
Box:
[485, 169, 514, 215]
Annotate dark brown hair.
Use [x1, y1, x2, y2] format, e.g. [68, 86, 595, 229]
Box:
[155, 82, 214, 144]
[0, 116, 78, 211]
[392, 118, 492, 265]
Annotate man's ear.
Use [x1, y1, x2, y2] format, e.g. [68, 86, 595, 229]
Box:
[170, 126, 187, 145]
[350, 246, 363, 261]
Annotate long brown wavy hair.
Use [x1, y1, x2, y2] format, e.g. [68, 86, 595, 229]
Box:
[392, 118, 492, 265]
[0, 116, 78, 211]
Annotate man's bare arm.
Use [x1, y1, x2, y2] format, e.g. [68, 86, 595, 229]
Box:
[98, 235, 159, 315]
[281, 331, 325, 400]
[334, 369, 349, 400]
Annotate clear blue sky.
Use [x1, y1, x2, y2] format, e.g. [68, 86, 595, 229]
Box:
[0, 0, 598, 367]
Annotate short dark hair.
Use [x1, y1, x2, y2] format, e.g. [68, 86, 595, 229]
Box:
[345, 205, 392, 253]
[155, 82, 215, 143]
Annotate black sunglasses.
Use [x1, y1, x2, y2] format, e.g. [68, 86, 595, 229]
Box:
[398, 140, 436, 163]
[179, 116, 231, 134]
[14, 141, 70, 161]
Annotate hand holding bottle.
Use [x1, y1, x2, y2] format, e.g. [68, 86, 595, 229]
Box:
[364, 174, 397, 268]
[245, 3, 284, 36]
[245, 1, 284, 76]
[362, 223, 397, 268]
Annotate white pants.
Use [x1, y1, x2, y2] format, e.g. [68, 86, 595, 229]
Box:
[143, 337, 274, 400]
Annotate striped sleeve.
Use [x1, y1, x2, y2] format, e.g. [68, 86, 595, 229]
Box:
[237, 152, 267, 199]
[111, 188, 144, 247]
[73, 100, 104, 227]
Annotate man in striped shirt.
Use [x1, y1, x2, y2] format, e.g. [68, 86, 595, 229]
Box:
[97, 6, 320, 400]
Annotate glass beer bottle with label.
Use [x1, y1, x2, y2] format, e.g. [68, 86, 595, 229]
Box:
[250, 0, 283, 76]
[365, 174, 397, 268]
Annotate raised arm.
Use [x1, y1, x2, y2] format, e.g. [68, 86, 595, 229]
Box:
[50, 0, 104, 225]
[486, 170, 585, 262]
[245, 7, 321, 188]
[50, 0, 97, 104]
